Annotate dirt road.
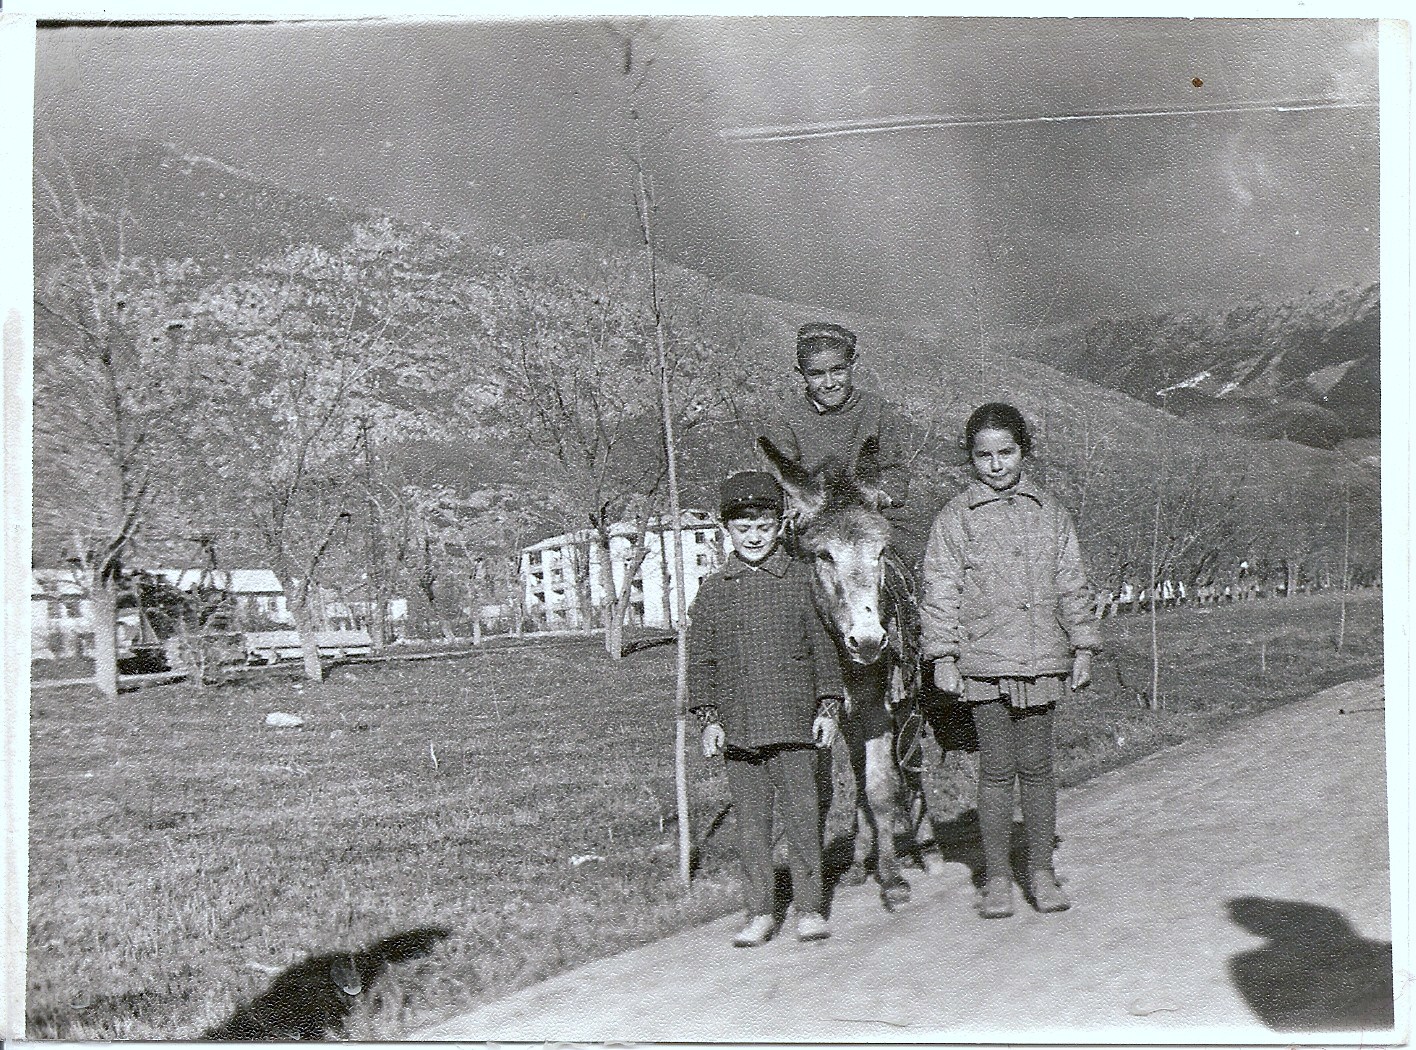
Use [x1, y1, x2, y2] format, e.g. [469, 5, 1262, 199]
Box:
[416, 677, 1398, 1042]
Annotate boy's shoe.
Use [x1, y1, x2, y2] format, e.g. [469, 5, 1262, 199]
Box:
[1030, 870, 1071, 913]
[795, 911, 831, 942]
[732, 915, 775, 948]
[838, 861, 869, 887]
[980, 876, 1015, 919]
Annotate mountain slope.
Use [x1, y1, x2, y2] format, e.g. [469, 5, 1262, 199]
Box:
[996, 284, 1379, 448]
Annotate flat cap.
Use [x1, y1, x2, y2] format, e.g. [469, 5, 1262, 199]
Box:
[796, 321, 857, 355]
[719, 471, 784, 519]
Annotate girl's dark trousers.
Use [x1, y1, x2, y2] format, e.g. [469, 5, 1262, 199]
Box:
[724, 742, 824, 918]
[969, 698, 1058, 879]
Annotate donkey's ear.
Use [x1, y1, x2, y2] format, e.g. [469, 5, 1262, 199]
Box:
[854, 435, 883, 489]
[852, 435, 889, 510]
[759, 435, 825, 521]
[759, 435, 812, 493]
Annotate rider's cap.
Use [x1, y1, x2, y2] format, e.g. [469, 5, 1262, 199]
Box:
[796, 322, 857, 359]
[719, 471, 784, 520]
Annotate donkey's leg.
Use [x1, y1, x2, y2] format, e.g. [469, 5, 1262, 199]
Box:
[863, 733, 911, 905]
[900, 759, 946, 875]
[890, 665, 946, 875]
[839, 720, 873, 887]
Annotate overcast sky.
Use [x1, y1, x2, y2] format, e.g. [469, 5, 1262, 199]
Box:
[35, 17, 1379, 326]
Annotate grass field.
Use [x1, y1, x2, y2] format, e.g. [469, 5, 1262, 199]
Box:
[26, 590, 1383, 1039]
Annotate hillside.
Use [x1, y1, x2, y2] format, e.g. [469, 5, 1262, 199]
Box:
[32, 139, 1380, 584]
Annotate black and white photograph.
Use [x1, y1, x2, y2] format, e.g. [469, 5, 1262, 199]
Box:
[1, 8, 1405, 1043]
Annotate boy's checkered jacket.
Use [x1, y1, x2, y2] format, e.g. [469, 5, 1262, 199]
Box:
[687, 549, 843, 748]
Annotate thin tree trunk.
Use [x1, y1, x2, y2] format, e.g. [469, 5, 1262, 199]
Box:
[286, 585, 324, 682]
[1338, 483, 1351, 651]
[599, 535, 624, 659]
[632, 101, 692, 888]
[1149, 480, 1162, 711]
[89, 567, 119, 700]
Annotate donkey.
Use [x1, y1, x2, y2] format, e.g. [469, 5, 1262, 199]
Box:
[760, 435, 944, 907]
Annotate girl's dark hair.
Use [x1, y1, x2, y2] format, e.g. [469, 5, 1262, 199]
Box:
[964, 402, 1033, 457]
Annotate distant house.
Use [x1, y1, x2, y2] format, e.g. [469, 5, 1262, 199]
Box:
[155, 567, 292, 627]
[31, 570, 94, 660]
[520, 510, 727, 630]
[323, 598, 409, 631]
[156, 569, 410, 631]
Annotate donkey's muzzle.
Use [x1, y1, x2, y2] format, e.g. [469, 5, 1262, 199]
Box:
[846, 634, 886, 666]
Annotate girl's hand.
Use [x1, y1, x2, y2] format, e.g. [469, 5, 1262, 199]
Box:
[933, 659, 963, 697]
[812, 715, 838, 749]
[1070, 650, 1093, 691]
[701, 723, 725, 758]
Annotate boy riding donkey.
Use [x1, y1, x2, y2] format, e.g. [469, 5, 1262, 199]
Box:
[761, 322, 949, 904]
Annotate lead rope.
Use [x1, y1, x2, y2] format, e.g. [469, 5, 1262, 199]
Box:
[882, 550, 926, 781]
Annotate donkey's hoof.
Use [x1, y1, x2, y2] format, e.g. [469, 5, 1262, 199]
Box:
[921, 853, 948, 877]
[839, 862, 869, 887]
[880, 871, 912, 906]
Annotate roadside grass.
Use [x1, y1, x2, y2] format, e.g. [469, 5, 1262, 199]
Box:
[26, 591, 1382, 1038]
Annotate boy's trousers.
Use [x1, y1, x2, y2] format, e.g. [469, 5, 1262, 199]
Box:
[725, 743, 823, 918]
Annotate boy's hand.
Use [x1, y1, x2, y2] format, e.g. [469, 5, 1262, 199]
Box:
[1070, 650, 1093, 691]
[701, 723, 725, 758]
[812, 715, 838, 749]
[933, 659, 963, 697]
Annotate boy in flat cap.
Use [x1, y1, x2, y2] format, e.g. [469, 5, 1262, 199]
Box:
[760, 322, 927, 876]
[762, 322, 922, 561]
[688, 471, 843, 946]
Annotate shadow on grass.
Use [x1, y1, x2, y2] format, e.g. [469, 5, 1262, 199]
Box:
[688, 801, 733, 878]
[1226, 896, 1393, 1032]
[201, 926, 451, 1041]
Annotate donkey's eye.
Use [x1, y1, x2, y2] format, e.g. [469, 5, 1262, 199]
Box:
[816, 551, 834, 564]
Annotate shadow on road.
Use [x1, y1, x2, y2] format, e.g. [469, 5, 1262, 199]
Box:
[1226, 896, 1393, 1032]
[202, 926, 451, 1040]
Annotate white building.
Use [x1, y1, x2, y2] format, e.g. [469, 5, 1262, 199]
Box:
[156, 567, 292, 626]
[157, 569, 407, 630]
[520, 509, 727, 629]
[31, 570, 94, 660]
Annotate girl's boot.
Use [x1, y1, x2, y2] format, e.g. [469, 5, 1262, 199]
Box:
[1029, 869, 1070, 913]
[980, 875, 1014, 918]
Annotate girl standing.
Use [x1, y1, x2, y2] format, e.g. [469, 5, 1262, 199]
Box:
[920, 403, 1101, 918]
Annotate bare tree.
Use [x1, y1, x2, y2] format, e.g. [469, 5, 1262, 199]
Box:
[1338, 477, 1352, 651]
[485, 263, 670, 656]
[32, 150, 196, 697]
[177, 228, 435, 680]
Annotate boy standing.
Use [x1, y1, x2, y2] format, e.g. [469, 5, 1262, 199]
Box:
[688, 471, 843, 946]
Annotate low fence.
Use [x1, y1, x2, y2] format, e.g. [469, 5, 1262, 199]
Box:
[1096, 581, 1380, 619]
[30, 625, 616, 691]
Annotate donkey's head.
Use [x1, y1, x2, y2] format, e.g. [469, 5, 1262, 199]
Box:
[759, 435, 893, 665]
